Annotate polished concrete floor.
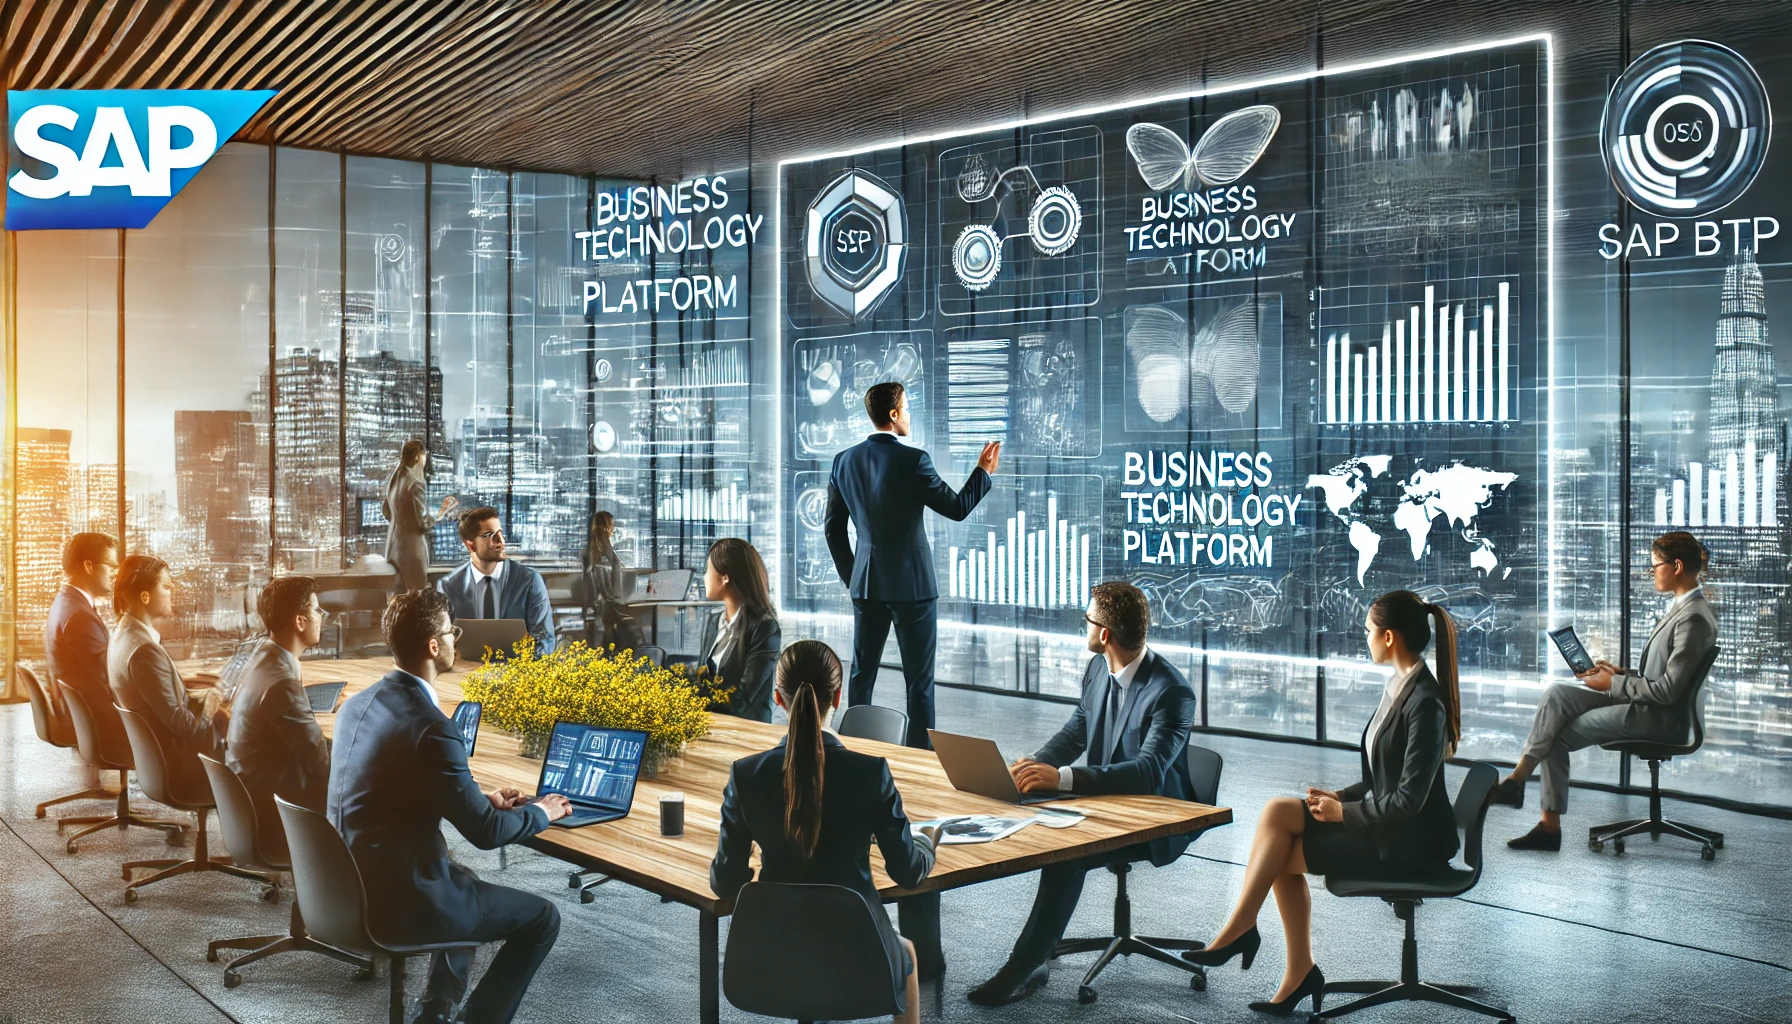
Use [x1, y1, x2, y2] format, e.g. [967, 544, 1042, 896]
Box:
[2, 670, 1789, 1024]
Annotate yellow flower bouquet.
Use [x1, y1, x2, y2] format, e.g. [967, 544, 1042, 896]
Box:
[460, 639, 728, 772]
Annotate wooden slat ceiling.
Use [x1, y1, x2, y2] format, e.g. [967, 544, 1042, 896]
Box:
[1, 0, 1787, 180]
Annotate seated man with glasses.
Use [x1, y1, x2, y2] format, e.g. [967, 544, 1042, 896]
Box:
[967, 580, 1200, 1007]
[437, 506, 556, 655]
[1496, 531, 1719, 850]
[227, 576, 333, 854]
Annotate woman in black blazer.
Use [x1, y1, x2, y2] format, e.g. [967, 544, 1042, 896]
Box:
[1184, 590, 1463, 1016]
[710, 641, 941, 1024]
[693, 537, 782, 722]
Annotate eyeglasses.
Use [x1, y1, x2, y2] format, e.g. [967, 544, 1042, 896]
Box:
[438, 625, 464, 641]
[1083, 614, 1109, 631]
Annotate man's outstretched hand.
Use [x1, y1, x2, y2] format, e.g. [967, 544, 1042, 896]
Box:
[977, 440, 1003, 475]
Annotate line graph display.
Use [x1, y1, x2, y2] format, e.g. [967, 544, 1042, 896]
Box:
[941, 475, 1102, 609]
[1321, 279, 1514, 425]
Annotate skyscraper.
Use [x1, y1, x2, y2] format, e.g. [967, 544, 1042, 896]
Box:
[174, 410, 262, 565]
[15, 428, 73, 659]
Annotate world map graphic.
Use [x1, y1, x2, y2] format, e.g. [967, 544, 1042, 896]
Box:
[1307, 455, 1518, 585]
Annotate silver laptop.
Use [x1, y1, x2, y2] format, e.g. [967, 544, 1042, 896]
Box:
[456, 618, 529, 660]
[628, 568, 694, 603]
[929, 729, 1063, 805]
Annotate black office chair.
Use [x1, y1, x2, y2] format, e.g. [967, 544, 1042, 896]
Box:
[115, 706, 281, 903]
[277, 797, 481, 1024]
[1589, 645, 1724, 860]
[55, 681, 185, 851]
[636, 645, 666, 667]
[1050, 743, 1222, 1004]
[837, 704, 909, 746]
[200, 756, 374, 987]
[724, 881, 902, 1023]
[19, 666, 112, 819]
[1315, 761, 1511, 1022]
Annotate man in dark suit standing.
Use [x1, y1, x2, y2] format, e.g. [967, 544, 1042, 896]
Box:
[968, 581, 1199, 1006]
[45, 532, 121, 782]
[329, 589, 570, 1024]
[437, 506, 556, 654]
[825, 381, 999, 748]
[227, 576, 332, 856]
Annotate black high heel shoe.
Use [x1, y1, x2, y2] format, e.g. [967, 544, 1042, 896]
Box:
[1247, 964, 1325, 1016]
[1179, 926, 1261, 969]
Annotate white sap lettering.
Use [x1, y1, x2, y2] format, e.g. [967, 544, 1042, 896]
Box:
[8, 104, 81, 199]
[145, 106, 217, 196]
[72, 107, 152, 196]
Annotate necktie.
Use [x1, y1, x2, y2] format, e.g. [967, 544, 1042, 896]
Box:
[1091, 675, 1121, 768]
[482, 576, 496, 619]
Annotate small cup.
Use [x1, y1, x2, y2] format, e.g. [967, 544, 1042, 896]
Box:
[659, 792, 686, 837]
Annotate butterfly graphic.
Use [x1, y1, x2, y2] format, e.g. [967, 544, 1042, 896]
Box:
[1125, 105, 1281, 193]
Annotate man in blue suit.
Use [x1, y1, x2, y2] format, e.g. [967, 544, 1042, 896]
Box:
[329, 589, 571, 1024]
[438, 506, 556, 654]
[826, 381, 999, 748]
[44, 532, 122, 788]
[968, 581, 1199, 1006]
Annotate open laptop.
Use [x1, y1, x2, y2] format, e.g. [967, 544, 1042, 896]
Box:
[451, 700, 483, 756]
[457, 618, 529, 659]
[929, 729, 1064, 805]
[303, 680, 347, 714]
[536, 721, 649, 828]
[627, 568, 694, 603]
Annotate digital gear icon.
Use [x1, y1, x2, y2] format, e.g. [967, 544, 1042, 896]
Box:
[804, 169, 908, 319]
[948, 163, 1084, 292]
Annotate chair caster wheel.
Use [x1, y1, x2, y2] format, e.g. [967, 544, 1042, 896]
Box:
[259, 885, 280, 903]
[353, 968, 374, 982]
[166, 829, 185, 847]
[224, 971, 241, 989]
[1701, 845, 1716, 861]
[206, 948, 220, 963]
[1589, 839, 1603, 853]
[579, 889, 595, 904]
[1712, 836, 1725, 850]
[1613, 839, 1626, 855]
[122, 865, 134, 881]
[1077, 985, 1097, 1004]
[568, 872, 583, 890]
[124, 889, 139, 904]
[1189, 971, 1207, 992]
[65, 841, 79, 854]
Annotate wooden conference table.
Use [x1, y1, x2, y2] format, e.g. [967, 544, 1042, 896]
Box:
[301, 658, 1232, 1023]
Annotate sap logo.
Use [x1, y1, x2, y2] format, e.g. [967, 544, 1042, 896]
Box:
[6, 89, 276, 230]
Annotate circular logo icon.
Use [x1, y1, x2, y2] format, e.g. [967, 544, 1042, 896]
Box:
[804, 169, 908, 319]
[1602, 40, 1771, 218]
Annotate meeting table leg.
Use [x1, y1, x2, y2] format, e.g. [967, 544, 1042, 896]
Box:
[700, 909, 720, 1024]
[899, 892, 946, 982]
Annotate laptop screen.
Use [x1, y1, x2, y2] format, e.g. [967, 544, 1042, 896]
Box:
[452, 701, 483, 757]
[537, 722, 648, 812]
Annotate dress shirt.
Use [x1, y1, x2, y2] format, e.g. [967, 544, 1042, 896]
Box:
[1059, 646, 1150, 793]
[73, 585, 99, 609]
[394, 667, 442, 711]
[709, 607, 739, 664]
[470, 558, 505, 618]
[1667, 585, 1703, 613]
[1363, 660, 1425, 784]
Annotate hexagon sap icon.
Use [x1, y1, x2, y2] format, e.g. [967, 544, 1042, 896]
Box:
[804, 169, 908, 319]
[1601, 40, 1771, 218]
[7, 89, 277, 230]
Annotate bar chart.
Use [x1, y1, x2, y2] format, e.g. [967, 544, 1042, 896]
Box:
[1322, 280, 1514, 425]
[1654, 442, 1779, 529]
[944, 476, 1102, 609]
[656, 482, 750, 523]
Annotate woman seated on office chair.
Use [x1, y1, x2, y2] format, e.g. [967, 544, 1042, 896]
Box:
[710, 641, 942, 1024]
[580, 510, 643, 648]
[687, 537, 782, 722]
[1182, 590, 1462, 1016]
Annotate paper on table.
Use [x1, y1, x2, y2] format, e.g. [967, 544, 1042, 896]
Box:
[1031, 806, 1087, 828]
[910, 814, 1036, 844]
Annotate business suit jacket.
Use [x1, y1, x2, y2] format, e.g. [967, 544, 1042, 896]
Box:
[382, 463, 439, 592]
[1611, 590, 1720, 740]
[44, 584, 110, 750]
[1033, 651, 1200, 866]
[696, 607, 782, 723]
[824, 433, 991, 601]
[227, 639, 330, 856]
[108, 614, 221, 796]
[328, 670, 549, 943]
[711, 733, 934, 906]
[1336, 664, 1460, 864]
[438, 559, 556, 654]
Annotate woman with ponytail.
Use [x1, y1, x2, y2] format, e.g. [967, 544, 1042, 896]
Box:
[1182, 591, 1463, 1016]
[710, 640, 940, 1023]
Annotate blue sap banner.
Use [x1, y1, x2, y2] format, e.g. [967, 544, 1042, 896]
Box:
[5, 88, 276, 230]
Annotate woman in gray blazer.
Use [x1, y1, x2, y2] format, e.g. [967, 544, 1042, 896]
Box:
[383, 439, 457, 592]
[109, 554, 227, 795]
[1183, 590, 1462, 1016]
